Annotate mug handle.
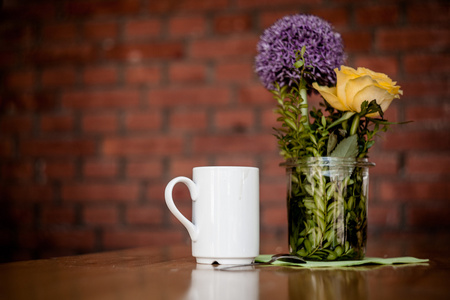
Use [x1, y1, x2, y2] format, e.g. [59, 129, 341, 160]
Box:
[164, 176, 199, 242]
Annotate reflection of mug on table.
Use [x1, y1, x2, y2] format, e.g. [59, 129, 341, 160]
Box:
[165, 166, 260, 264]
[184, 264, 260, 300]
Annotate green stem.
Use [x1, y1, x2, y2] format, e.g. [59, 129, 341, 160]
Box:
[349, 115, 360, 136]
[299, 78, 309, 128]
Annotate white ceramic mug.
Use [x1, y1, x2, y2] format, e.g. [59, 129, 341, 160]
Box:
[165, 166, 260, 265]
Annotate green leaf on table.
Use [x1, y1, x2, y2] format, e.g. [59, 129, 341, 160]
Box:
[330, 135, 358, 158]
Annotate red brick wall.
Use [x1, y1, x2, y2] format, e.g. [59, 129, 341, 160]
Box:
[1, 0, 449, 261]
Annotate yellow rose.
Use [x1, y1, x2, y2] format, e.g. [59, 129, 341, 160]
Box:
[312, 66, 403, 117]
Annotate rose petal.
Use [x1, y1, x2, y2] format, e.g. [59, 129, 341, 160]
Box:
[312, 83, 347, 111]
[352, 85, 395, 117]
[336, 67, 358, 109]
[356, 67, 402, 96]
[345, 75, 378, 111]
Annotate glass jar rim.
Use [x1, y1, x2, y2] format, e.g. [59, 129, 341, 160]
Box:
[280, 157, 376, 168]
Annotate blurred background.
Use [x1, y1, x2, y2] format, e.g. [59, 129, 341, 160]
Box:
[0, 0, 449, 262]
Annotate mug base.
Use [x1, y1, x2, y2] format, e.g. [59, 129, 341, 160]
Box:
[196, 257, 255, 265]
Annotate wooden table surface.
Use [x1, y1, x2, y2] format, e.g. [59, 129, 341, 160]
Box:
[0, 237, 449, 300]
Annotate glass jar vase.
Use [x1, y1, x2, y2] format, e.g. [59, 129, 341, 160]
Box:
[282, 157, 375, 261]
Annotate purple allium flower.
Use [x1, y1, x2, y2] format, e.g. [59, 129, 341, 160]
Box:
[255, 14, 346, 91]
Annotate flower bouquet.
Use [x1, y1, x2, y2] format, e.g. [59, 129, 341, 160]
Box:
[255, 15, 403, 260]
